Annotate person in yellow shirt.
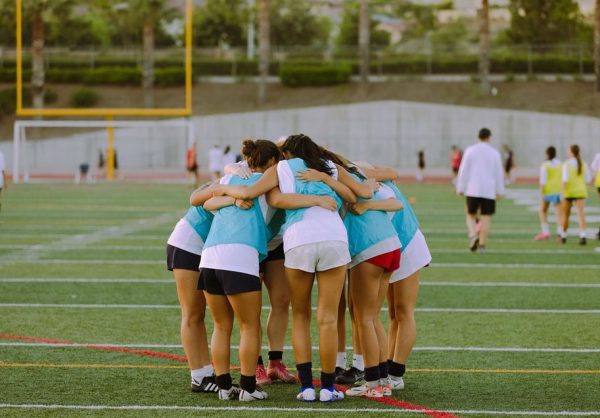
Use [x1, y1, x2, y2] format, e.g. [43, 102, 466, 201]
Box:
[591, 152, 600, 241]
[534, 146, 564, 241]
[560, 145, 592, 245]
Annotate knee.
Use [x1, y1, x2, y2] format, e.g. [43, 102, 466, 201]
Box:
[181, 308, 206, 327]
[317, 312, 337, 328]
[392, 304, 414, 322]
[270, 296, 291, 313]
[213, 320, 233, 334]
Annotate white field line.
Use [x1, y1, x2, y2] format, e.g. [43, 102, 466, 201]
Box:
[432, 263, 600, 270]
[1, 342, 599, 353]
[431, 248, 594, 255]
[1, 259, 599, 269]
[0, 245, 162, 251]
[2, 278, 600, 288]
[0, 278, 596, 288]
[1, 303, 599, 314]
[0, 404, 599, 416]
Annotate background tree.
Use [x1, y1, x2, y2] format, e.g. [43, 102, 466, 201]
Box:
[258, 0, 269, 104]
[359, 0, 370, 85]
[337, 1, 390, 48]
[193, 0, 248, 48]
[269, 0, 329, 48]
[479, 0, 490, 95]
[505, 0, 590, 46]
[594, 0, 600, 93]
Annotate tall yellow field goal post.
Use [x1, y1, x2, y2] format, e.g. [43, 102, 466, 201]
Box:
[12, 0, 194, 183]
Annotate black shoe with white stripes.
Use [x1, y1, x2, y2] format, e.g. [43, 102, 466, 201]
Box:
[191, 375, 219, 393]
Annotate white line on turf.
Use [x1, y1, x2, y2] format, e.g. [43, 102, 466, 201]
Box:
[432, 263, 600, 270]
[0, 405, 599, 416]
[1, 343, 599, 353]
[2, 278, 599, 288]
[1, 303, 599, 314]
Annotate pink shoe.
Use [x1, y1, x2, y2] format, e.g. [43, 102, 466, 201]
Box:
[534, 232, 550, 241]
[256, 364, 272, 385]
[267, 360, 297, 383]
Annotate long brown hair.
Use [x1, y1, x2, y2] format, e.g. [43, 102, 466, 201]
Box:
[242, 139, 281, 170]
[280, 134, 334, 176]
[570, 144, 582, 175]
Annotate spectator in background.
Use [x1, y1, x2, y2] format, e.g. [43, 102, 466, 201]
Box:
[450, 146, 462, 183]
[456, 128, 505, 253]
[187, 142, 200, 188]
[208, 145, 223, 180]
[0, 149, 7, 215]
[503, 145, 515, 185]
[223, 145, 237, 168]
[416, 149, 425, 182]
[97, 149, 105, 179]
[560, 145, 591, 245]
[534, 146, 563, 241]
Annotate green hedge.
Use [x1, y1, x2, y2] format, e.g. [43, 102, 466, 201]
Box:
[280, 63, 352, 87]
[0, 87, 58, 116]
[70, 87, 99, 107]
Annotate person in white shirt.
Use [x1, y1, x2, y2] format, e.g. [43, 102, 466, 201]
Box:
[208, 145, 224, 180]
[0, 150, 6, 214]
[456, 128, 505, 252]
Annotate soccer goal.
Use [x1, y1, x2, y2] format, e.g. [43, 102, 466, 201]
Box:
[12, 119, 195, 183]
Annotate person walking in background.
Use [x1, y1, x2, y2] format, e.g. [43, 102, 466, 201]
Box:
[591, 151, 600, 241]
[186, 142, 200, 188]
[450, 146, 462, 183]
[534, 146, 564, 241]
[456, 128, 505, 253]
[503, 145, 515, 185]
[223, 145, 237, 168]
[97, 149, 105, 179]
[416, 150, 425, 182]
[560, 145, 591, 245]
[0, 149, 7, 215]
[208, 145, 224, 180]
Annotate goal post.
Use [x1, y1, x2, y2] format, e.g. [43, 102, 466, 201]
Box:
[12, 118, 195, 184]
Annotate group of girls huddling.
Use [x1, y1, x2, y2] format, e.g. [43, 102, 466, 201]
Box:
[535, 144, 600, 245]
[166, 134, 431, 403]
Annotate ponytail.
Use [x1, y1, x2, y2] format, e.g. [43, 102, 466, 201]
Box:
[570, 144, 582, 175]
[242, 139, 281, 170]
[280, 134, 334, 176]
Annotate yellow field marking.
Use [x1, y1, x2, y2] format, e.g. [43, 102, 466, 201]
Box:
[1, 363, 599, 374]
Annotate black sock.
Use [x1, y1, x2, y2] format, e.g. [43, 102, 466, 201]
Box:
[268, 350, 283, 361]
[216, 373, 232, 390]
[389, 361, 406, 378]
[320, 371, 335, 388]
[379, 361, 389, 379]
[296, 362, 313, 388]
[364, 365, 380, 383]
[240, 374, 257, 393]
[257, 355, 264, 366]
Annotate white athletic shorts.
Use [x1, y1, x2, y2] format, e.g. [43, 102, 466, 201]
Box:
[390, 230, 431, 283]
[284, 241, 351, 273]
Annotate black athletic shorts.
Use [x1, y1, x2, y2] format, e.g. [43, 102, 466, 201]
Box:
[166, 244, 200, 272]
[259, 243, 285, 273]
[198, 268, 261, 295]
[565, 197, 586, 202]
[466, 196, 496, 215]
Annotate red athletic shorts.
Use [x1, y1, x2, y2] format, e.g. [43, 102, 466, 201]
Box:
[366, 249, 401, 272]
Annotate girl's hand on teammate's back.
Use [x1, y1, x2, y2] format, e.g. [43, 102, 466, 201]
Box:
[235, 199, 254, 210]
[348, 201, 370, 215]
[364, 178, 380, 193]
[297, 169, 327, 183]
[230, 164, 252, 179]
[316, 196, 337, 211]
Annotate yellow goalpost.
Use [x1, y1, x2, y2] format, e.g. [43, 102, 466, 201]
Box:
[14, 0, 194, 181]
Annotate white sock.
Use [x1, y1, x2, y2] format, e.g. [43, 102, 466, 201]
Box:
[336, 352, 347, 369]
[560, 230, 567, 238]
[557, 226, 564, 236]
[580, 230, 586, 238]
[352, 354, 364, 371]
[541, 223, 550, 235]
[191, 364, 214, 381]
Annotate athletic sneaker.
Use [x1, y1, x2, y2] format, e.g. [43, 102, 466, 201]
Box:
[239, 386, 268, 401]
[296, 386, 316, 402]
[256, 363, 272, 385]
[218, 386, 241, 400]
[388, 376, 405, 390]
[477, 245, 486, 253]
[579, 237, 587, 245]
[345, 383, 384, 398]
[379, 378, 392, 396]
[335, 366, 364, 384]
[560, 237, 567, 244]
[319, 387, 344, 402]
[334, 366, 345, 379]
[267, 360, 296, 383]
[191, 374, 219, 393]
[534, 232, 550, 241]
[469, 235, 480, 252]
